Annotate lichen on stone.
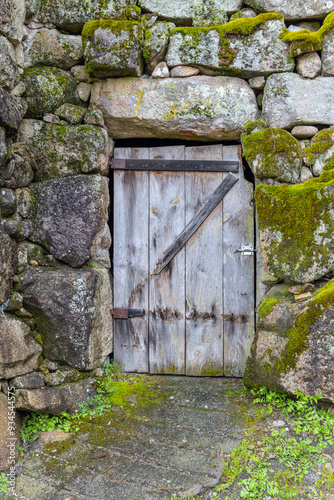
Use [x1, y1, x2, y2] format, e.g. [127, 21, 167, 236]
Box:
[168, 13, 292, 77]
[82, 20, 144, 78]
[242, 125, 302, 183]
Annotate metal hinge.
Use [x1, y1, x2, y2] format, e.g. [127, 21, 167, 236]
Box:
[111, 308, 145, 319]
[235, 246, 256, 256]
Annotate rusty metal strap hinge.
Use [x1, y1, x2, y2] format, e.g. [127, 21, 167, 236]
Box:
[111, 308, 145, 319]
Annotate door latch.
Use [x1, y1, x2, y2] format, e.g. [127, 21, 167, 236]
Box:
[235, 246, 256, 256]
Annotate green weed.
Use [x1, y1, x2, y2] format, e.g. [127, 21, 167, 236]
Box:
[0, 473, 8, 492]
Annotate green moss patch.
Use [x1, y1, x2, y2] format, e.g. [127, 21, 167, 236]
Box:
[280, 12, 334, 56]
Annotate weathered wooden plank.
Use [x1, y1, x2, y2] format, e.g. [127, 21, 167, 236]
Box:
[149, 146, 186, 374]
[152, 173, 238, 275]
[113, 147, 149, 372]
[184, 145, 224, 376]
[223, 145, 255, 377]
[114, 147, 150, 160]
[110, 158, 239, 172]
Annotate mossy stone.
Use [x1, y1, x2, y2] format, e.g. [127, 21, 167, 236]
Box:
[244, 278, 334, 402]
[167, 14, 294, 78]
[242, 125, 302, 183]
[22, 67, 80, 119]
[303, 127, 334, 177]
[256, 168, 334, 283]
[83, 20, 144, 78]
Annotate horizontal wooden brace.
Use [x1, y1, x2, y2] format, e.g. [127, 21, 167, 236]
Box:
[111, 158, 239, 172]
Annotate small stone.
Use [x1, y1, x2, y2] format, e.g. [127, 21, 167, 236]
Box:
[84, 109, 105, 128]
[230, 8, 257, 20]
[44, 370, 65, 387]
[10, 372, 45, 389]
[300, 166, 313, 183]
[287, 25, 304, 32]
[71, 65, 86, 82]
[16, 188, 33, 218]
[325, 462, 334, 474]
[94, 247, 111, 269]
[291, 125, 319, 139]
[15, 308, 33, 318]
[29, 260, 38, 266]
[152, 62, 169, 79]
[54, 103, 86, 125]
[77, 82, 91, 102]
[296, 52, 322, 79]
[143, 22, 175, 72]
[0, 380, 8, 394]
[0, 313, 42, 379]
[27, 22, 44, 30]
[6, 292, 23, 312]
[289, 283, 315, 295]
[43, 359, 58, 372]
[0, 87, 26, 131]
[248, 76, 266, 90]
[43, 113, 60, 124]
[296, 22, 321, 32]
[39, 430, 70, 443]
[272, 420, 285, 427]
[92, 367, 104, 377]
[143, 14, 158, 29]
[170, 66, 200, 78]
[322, 28, 334, 77]
[10, 82, 26, 97]
[295, 292, 313, 302]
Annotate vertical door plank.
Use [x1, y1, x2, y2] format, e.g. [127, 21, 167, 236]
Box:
[185, 145, 224, 376]
[149, 146, 186, 374]
[113, 148, 149, 372]
[223, 145, 255, 377]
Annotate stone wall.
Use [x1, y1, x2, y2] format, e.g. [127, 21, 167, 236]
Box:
[1, 0, 334, 469]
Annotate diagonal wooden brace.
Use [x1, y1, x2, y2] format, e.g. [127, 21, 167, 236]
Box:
[152, 172, 238, 276]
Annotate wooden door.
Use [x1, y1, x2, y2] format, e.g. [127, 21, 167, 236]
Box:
[113, 145, 254, 377]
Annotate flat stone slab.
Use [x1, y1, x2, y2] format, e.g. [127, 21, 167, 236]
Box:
[90, 76, 260, 140]
[263, 73, 334, 129]
[3, 377, 268, 500]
